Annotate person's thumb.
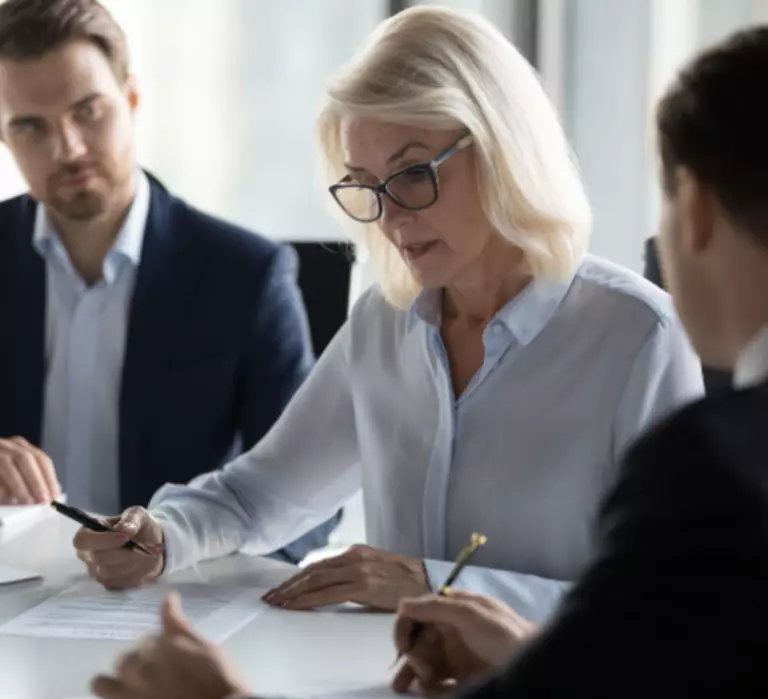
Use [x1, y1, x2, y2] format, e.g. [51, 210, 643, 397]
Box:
[112, 507, 145, 537]
[392, 662, 417, 694]
[161, 592, 197, 639]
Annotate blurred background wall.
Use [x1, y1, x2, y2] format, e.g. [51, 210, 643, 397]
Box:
[3, 0, 767, 274]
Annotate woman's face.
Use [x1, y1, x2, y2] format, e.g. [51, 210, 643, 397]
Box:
[339, 117, 499, 289]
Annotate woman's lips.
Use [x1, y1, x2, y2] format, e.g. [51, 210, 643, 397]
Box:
[402, 240, 439, 261]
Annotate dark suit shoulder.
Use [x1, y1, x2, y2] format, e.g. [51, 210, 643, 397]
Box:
[0, 193, 29, 214]
[0, 194, 36, 247]
[619, 385, 768, 497]
[465, 386, 768, 698]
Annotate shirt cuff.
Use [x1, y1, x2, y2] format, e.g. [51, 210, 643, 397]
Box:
[423, 558, 570, 624]
[424, 558, 462, 593]
[152, 510, 194, 575]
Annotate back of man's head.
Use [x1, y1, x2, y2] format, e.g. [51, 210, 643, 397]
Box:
[0, 0, 128, 81]
[657, 26, 768, 249]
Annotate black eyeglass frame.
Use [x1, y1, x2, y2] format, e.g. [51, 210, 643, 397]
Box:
[329, 133, 474, 223]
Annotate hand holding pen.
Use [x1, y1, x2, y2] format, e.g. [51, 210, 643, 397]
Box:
[63, 504, 167, 591]
[51, 501, 154, 555]
[393, 532, 488, 666]
[391, 534, 538, 694]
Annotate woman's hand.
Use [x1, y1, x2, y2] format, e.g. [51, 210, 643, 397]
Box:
[91, 593, 250, 699]
[73, 507, 165, 591]
[263, 544, 430, 611]
[392, 591, 537, 694]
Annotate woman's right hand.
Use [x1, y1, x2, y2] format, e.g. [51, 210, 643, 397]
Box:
[73, 507, 166, 590]
[392, 591, 537, 694]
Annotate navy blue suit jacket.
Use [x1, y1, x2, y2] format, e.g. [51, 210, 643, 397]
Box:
[0, 174, 340, 563]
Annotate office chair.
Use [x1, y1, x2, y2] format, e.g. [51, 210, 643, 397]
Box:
[290, 241, 355, 357]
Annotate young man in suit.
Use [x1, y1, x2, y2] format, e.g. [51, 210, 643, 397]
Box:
[0, 0, 339, 564]
[85, 24, 768, 699]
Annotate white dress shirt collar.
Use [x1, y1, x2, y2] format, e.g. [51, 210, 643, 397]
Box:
[734, 325, 768, 389]
[407, 271, 575, 346]
[32, 170, 151, 285]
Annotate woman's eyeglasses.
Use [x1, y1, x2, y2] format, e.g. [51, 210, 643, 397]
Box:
[329, 134, 474, 223]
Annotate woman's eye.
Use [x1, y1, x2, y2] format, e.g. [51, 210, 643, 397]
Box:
[402, 167, 432, 183]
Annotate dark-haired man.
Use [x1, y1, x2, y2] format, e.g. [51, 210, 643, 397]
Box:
[0, 0, 340, 563]
[89, 23, 768, 699]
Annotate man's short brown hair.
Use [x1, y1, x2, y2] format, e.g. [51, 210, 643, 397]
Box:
[657, 27, 768, 247]
[0, 0, 129, 81]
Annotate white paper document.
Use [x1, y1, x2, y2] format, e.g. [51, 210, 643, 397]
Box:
[0, 504, 50, 541]
[0, 565, 42, 585]
[0, 580, 265, 643]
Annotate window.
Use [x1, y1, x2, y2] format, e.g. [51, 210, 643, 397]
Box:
[542, 0, 768, 272]
[0, 0, 387, 243]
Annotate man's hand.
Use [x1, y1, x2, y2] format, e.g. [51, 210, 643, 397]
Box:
[91, 593, 251, 699]
[263, 544, 430, 611]
[392, 591, 537, 694]
[73, 507, 165, 590]
[0, 436, 61, 504]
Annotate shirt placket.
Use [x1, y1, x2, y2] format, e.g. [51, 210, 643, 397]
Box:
[64, 287, 101, 509]
[421, 326, 457, 560]
[420, 320, 515, 560]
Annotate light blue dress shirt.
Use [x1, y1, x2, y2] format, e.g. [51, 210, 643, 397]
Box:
[151, 254, 704, 622]
[35, 172, 151, 515]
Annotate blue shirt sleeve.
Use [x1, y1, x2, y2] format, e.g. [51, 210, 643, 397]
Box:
[423, 559, 570, 623]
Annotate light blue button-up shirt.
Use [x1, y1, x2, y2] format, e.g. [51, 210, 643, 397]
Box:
[151, 254, 704, 621]
[34, 172, 151, 515]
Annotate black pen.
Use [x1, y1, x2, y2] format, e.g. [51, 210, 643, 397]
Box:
[393, 532, 488, 666]
[50, 500, 154, 556]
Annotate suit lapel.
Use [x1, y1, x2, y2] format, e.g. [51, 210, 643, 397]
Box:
[118, 176, 202, 505]
[0, 196, 46, 442]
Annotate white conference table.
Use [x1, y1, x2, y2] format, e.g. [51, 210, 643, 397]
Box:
[0, 512, 396, 699]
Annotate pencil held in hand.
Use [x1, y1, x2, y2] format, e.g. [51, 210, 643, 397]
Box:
[438, 533, 487, 593]
[394, 532, 487, 666]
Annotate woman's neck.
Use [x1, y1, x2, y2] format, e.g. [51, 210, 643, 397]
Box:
[443, 274, 531, 326]
[442, 244, 531, 326]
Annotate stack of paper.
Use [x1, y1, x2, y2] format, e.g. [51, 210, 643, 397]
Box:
[0, 565, 41, 586]
[0, 504, 49, 541]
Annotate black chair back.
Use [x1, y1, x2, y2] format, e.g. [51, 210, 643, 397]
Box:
[291, 241, 355, 357]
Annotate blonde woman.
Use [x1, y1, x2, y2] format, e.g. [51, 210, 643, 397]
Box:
[74, 6, 703, 624]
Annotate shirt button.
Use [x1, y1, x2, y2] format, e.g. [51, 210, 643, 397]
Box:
[491, 322, 504, 335]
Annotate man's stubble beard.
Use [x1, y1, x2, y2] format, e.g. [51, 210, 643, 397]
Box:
[48, 189, 107, 221]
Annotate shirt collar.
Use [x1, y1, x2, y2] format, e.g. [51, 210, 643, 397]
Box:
[734, 325, 768, 389]
[406, 273, 574, 347]
[33, 170, 151, 280]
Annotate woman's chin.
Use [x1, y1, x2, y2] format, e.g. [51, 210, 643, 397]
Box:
[403, 259, 455, 290]
[408, 269, 449, 290]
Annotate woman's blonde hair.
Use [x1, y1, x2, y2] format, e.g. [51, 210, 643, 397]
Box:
[316, 6, 592, 309]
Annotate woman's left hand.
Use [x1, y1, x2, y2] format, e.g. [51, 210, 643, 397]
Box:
[91, 593, 250, 699]
[262, 545, 430, 611]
